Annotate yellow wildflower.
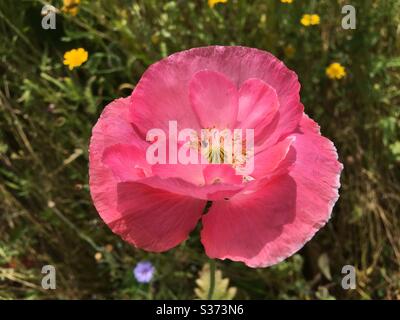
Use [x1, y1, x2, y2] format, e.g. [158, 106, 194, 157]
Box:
[301, 14, 320, 26]
[62, 0, 81, 16]
[208, 0, 228, 9]
[280, 0, 293, 3]
[310, 14, 320, 25]
[63, 48, 88, 70]
[326, 63, 346, 80]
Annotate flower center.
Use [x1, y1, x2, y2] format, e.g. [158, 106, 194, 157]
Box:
[188, 128, 252, 168]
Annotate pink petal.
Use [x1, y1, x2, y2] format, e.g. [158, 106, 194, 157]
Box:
[102, 144, 149, 182]
[112, 182, 205, 252]
[136, 175, 243, 201]
[237, 78, 279, 135]
[201, 175, 297, 267]
[201, 114, 342, 267]
[251, 136, 295, 179]
[129, 60, 202, 137]
[203, 164, 243, 185]
[90, 99, 206, 252]
[189, 70, 238, 129]
[152, 163, 205, 186]
[129, 46, 302, 142]
[89, 98, 147, 225]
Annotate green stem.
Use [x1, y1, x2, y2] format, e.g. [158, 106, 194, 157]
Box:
[208, 259, 216, 300]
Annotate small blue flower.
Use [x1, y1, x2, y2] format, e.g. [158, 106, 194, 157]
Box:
[133, 261, 155, 283]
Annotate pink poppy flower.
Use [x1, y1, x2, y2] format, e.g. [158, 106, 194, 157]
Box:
[89, 46, 343, 268]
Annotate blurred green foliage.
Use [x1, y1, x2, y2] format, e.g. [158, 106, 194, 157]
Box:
[0, 0, 399, 299]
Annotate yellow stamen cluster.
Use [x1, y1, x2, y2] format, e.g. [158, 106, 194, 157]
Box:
[190, 129, 250, 168]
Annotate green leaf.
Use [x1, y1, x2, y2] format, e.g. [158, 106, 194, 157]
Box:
[194, 263, 237, 300]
